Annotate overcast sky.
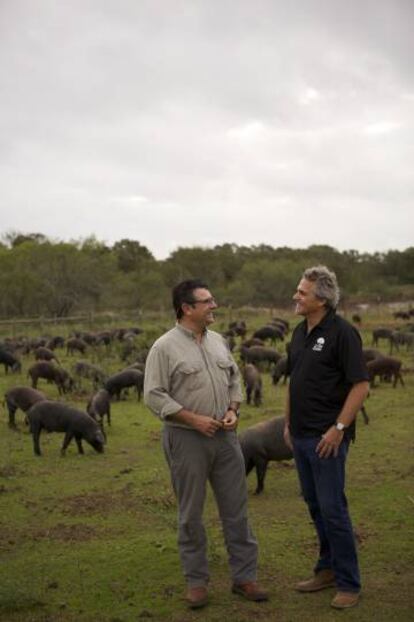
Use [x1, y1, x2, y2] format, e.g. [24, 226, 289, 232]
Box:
[1, 0, 413, 259]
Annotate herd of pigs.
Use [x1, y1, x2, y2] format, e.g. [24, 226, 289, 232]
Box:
[0, 327, 144, 458]
[0, 315, 410, 493]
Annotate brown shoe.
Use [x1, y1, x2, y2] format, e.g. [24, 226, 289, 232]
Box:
[296, 569, 336, 592]
[331, 591, 360, 609]
[232, 581, 269, 602]
[185, 586, 208, 609]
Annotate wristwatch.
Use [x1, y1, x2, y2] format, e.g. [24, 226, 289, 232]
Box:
[335, 422, 346, 431]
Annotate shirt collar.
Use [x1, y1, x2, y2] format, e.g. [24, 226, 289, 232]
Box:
[317, 307, 336, 329]
[301, 307, 336, 336]
[176, 322, 207, 340]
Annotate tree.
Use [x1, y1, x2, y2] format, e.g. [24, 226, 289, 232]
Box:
[383, 248, 414, 284]
[0, 240, 118, 317]
[3, 231, 49, 248]
[162, 247, 225, 289]
[228, 258, 300, 307]
[112, 239, 154, 273]
[0, 233, 413, 317]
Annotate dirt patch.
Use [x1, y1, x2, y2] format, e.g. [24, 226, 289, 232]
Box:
[62, 487, 139, 516]
[138, 490, 175, 510]
[354, 523, 374, 546]
[0, 484, 22, 494]
[61, 485, 175, 517]
[32, 522, 99, 542]
[0, 464, 19, 477]
[0, 521, 111, 551]
[0, 529, 20, 552]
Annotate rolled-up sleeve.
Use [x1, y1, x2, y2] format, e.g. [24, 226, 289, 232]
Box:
[143, 345, 183, 421]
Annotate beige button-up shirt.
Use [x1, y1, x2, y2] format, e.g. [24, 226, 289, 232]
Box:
[144, 324, 243, 427]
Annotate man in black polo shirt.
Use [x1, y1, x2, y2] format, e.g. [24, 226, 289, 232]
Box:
[284, 265, 369, 610]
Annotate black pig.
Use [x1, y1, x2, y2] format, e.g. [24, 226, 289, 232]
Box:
[0, 349, 22, 374]
[105, 369, 144, 401]
[27, 401, 105, 456]
[242, 364, 262, 406]
[239, 416, 293, 494]
[87, 389, 111, 427]
[4, 386, 47, 428]
[28, 361, 74, 395]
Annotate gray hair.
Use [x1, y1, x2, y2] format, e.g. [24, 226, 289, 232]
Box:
[302, 265, 340, 309]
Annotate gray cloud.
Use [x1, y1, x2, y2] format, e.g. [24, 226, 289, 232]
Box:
[1, 0, 413, 258]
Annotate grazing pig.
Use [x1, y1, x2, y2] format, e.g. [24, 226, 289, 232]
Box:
[239, 416, 293, 494]
[270, 319, 288, 335]
[242, 364, 262, 406]
[66, 337, 88, 355]
[87, 389, 111, 427]
[1, 337, 23, 352]
[45, 335, 65, 350]
[75, 331, 98, 345]
[105, 369, 144, 401]
[34, 346, 60, 364]
[73, 360, 107, 389]
[362, 348, 383, 364]
[241, 338, 265, 348]
[24, 337, 47, 353]
[253, 325, 284, 344]
[0, 348, 22, 374]
[393, 310, 410, 320]
[367, 356, 404, 388]
[271, 356, 289, 385]
[128, 326, 143, 335]
[240, 345, 282, 369]
[121, 330, 138, 342]
[28, 361, 74, 395]
[27, 401, 105, 456]
[371, 328, 393, 349]
[95, 331, 112, 346]
[271, 317, 289, 331]
[120, 340, 137, 362]
[228, 320, 247, 338]
[4, 386, 47, 428]
[127, 362, 146, 374]
[390, 331, 414, 353]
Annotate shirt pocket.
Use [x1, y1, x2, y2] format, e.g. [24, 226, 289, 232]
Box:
[175, 362, 204, 391]
[216, 358, 234, 386]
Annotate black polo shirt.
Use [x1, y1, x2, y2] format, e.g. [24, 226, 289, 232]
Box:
[287, 309, 368, 441]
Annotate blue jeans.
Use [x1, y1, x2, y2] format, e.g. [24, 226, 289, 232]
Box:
[292, 435, 360, 593]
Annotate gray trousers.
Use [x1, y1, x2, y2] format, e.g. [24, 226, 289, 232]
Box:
[162, 426, 258, 587]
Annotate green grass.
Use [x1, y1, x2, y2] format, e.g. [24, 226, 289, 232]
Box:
[1, 310, 413, 621]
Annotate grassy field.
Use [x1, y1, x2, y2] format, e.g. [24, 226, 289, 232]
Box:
[0, 309, 413, 621]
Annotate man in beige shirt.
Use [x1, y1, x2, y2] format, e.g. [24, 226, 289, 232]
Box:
[144, 279, 268, 609]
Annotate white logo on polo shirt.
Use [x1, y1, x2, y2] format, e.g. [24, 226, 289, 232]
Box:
[312, 337, 325, 352]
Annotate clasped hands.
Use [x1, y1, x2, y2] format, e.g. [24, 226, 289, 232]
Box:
[193, 409, 238, 437]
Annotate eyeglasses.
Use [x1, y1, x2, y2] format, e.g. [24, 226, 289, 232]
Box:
[189, 297, 217, 306]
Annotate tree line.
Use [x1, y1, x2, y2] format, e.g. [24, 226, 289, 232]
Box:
[0, 232, 413, 318]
